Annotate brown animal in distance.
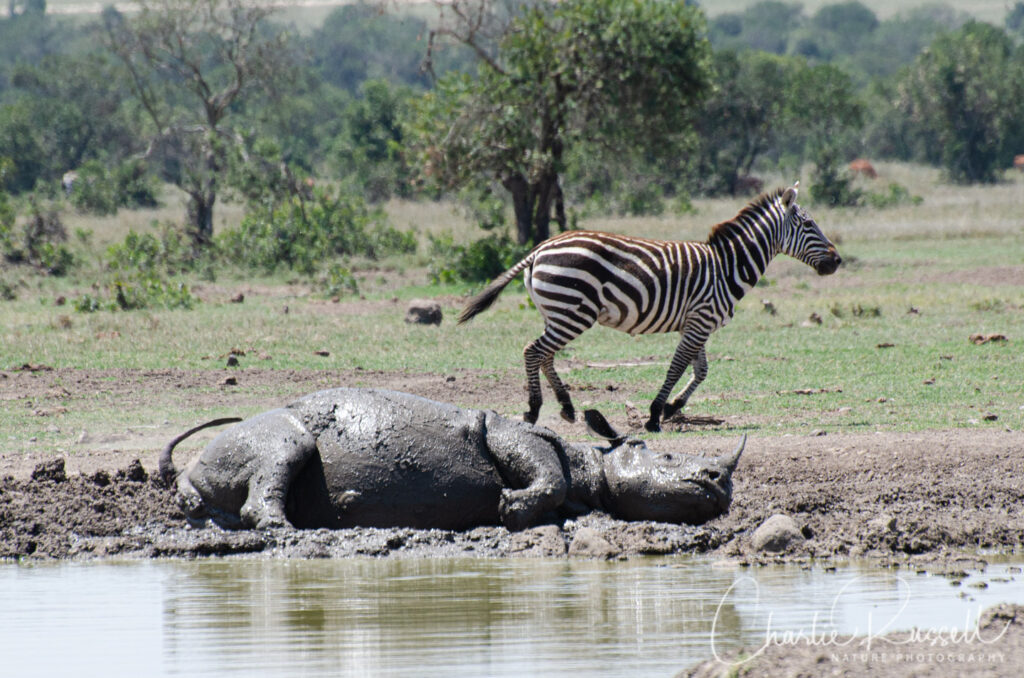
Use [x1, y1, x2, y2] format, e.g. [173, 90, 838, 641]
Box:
[848, 158, 877, 179]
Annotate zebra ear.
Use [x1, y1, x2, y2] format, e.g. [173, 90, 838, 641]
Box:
[782, 183, 799, 208]
[584, 409, 627, 446]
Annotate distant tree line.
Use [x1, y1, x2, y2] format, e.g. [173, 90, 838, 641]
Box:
[2, 0, 1024, 276]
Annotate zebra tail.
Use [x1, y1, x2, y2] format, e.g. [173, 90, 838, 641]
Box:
[457, 255, 534, 324]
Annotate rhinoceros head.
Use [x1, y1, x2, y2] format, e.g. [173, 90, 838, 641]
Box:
[583, 409, 743, 525]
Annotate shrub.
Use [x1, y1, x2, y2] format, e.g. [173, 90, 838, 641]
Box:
[219, 189, 416, 275]
[428, 232, 529, 284]
[68, 160, 160, 215]
[73, 271, 196, 312]
[0, 197, 74, 275]
[105, 225, 194, 275]
[864, 182, 923, 208]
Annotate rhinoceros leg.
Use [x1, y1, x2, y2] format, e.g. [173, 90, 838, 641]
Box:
[235, 410, 318, 529]
[483, 412, 567, 530]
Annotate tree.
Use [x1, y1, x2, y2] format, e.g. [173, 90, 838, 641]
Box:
[0, 54, 134, 194]
[897, 21, 1024, 183]
[785, 61, 863, 205]
[694, 50, 791, 196]
[101, 0, 293, 247]
[411, 0, 713, 245]
[332, 78, 415, 202]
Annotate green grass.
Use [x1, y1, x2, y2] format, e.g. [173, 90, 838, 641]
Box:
[2, 163, 1023, 444]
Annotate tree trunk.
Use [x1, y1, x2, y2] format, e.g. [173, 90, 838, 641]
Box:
[502, 172, 562, 245]
[503, 174, 534, 246]
[187, 191, 216, 248]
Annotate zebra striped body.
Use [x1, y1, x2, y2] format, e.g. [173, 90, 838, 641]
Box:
[459, 185, 841, 432]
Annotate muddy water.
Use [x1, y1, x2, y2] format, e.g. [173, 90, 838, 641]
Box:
[2, 558, 1023, 677]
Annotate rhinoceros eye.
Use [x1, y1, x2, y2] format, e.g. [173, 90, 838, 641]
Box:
[661, 453, 674, 462]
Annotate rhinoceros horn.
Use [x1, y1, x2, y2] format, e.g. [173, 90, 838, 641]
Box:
[716, 435, 746, 474]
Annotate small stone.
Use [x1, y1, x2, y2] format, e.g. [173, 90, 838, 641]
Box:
[405, 299, 443, 325]
[751, 514, 805, 553]
[868, 514, 896, 533]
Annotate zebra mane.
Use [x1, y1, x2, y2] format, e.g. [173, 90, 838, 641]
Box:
[707, 187, 787, 244]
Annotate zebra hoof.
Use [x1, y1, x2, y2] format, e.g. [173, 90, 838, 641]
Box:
[559, 407, 576, 423]
[523, 411, 539, 425]
[662, 403, 682, 420]
[644, 418, 662, 433]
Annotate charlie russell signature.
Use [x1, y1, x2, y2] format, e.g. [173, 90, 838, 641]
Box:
[710, 574, 1012, 666]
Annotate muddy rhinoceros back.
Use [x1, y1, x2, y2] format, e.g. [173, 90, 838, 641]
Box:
[285, 389, 506, 530]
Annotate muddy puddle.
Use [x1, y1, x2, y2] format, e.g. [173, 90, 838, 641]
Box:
[2, 556, 1022, 677]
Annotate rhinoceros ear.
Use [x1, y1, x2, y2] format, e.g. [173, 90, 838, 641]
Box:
[584, 409, 627, 447]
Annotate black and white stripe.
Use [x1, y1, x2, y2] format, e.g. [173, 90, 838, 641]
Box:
[459, 184, 841, 431]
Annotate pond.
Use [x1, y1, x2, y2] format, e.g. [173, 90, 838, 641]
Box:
[2, 557, 1022, 677]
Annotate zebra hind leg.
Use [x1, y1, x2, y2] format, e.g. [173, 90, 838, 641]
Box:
[524, 325, 581, 424]
[541, 353, 575, 422]
[662, 347, 708, 421]
[646, 336, 707, 432]
[523, 339, 549, 424]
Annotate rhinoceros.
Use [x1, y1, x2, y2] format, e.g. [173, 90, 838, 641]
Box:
[159, 388, 744, 531]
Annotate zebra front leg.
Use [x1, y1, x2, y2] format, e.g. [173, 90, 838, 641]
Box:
[647, 332, 707, 432]
[662, 346, 708, 420]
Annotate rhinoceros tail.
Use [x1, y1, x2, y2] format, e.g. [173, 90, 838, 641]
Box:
[158, 418, 242, 488]
[457, 250, 536, 324]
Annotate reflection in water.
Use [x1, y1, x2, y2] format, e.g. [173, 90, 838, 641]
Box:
[1, 557, 1022, 678]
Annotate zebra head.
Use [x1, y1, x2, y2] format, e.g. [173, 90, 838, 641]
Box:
[779, 184, 842, 275]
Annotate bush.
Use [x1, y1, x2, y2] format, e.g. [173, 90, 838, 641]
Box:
[68, 160, 160, 215]
[428, 232, 529, 284]
[810, 163, 863, 208]
[864, 182, 923, 208]
[0, 197, 74, 275]
[105, 225, 195, 275]
[73, 271, 196, 313]
[219, 189, 416, 275]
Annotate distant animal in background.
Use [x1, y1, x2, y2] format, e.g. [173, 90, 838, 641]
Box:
[459, 184, 842, 432]
[733, 174, 764, 196]
[848, 159, 877, 179]
[61, 171, 78, 197]
[1013, 155, 1024, 172]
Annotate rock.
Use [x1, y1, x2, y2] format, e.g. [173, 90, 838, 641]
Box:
[751, 514, 804, 553]
[568, 527, 620, 559]
[405, 300, 442, 325]
[509, 524, 567, 557]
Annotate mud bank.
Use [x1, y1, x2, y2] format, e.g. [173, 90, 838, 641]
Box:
[2, 431, 1021, 562]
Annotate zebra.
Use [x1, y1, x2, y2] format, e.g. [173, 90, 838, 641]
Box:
[458, 183, 842, 432]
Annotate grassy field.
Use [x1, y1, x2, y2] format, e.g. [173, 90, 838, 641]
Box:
[2, 163, 1023, 447]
